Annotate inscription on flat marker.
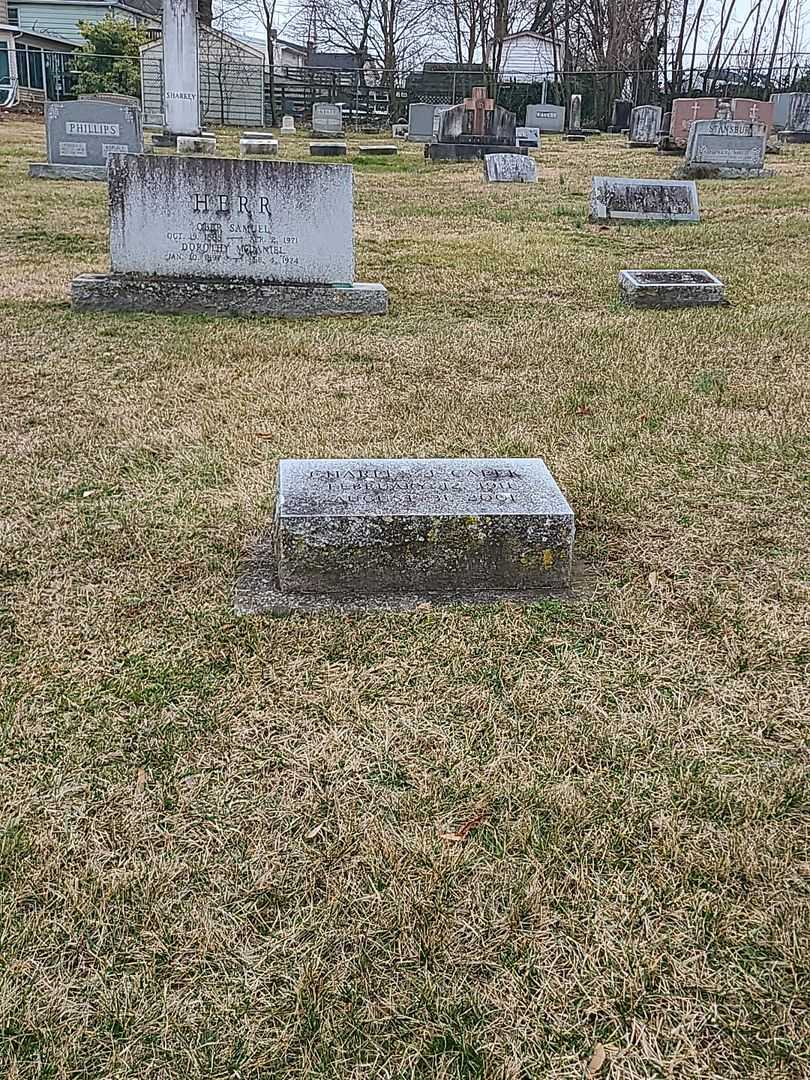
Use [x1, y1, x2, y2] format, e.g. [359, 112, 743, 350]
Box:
[236, 458, 575, 611]
[589, 176, 699, 223]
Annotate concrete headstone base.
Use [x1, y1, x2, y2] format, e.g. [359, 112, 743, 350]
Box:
[782, 131, 810, 143]
[71, 274, 388, 318]
[28, 162, 107, 181]
[426, 143, 528, 162]
[358, 145, 398, 155]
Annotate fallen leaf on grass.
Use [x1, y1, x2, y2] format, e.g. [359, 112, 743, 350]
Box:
[575, 404, 593, 417]
[135, 767, 147, 794]
[586, 1043, 607, 1077]
[253, 432, 275, 439]
[438, 809, 487, 843]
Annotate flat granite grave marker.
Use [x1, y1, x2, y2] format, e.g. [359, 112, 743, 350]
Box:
[619, 269, 727, 308]
[310, 141, 347, 156]
[678, 118, 768, 177]
[484, 153, 537, 182]
[240, 132, 278, 156]
[312, 102, 343, 136]
[235, 457, 575, 613]
[525, 103, 565, 133]
[29, 99, 143, 180]
[427, 86, 525, 161]
[628, 105, 662, 146]
[71, 155, 387, 317]
[589, 176, 699, 223]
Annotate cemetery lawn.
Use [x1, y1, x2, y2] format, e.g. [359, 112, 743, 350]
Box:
[1, 117, 809, 1080]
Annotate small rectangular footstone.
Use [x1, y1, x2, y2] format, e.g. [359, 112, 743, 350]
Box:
[619, 269, 727, 308]
[236, 457, 575, 613]
[310, 141, 347, 156]
[358, 144, 398, 155]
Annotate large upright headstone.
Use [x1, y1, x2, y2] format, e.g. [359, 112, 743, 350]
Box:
[680, 118, 768, 177]
[163, 0, 201, 138]
[312, 103, 343, 136]
[628, 105, 663, 146]
[730, 97, 773, 133]
[610, 99, 633, 132]
[785, 93, 810, 141]
[235, 457, 575, 613]
[589, 176, 699, 223]
[669, 97, 717, 148]
[29, 99, 143, 180]
[71, 156, 388, 317]
[525, 103, 565, 132]
[407, 102, 439, 142]
[770, 92, 793, 131]
[569, 94, 582, 132]
[427, 86, 524, 162]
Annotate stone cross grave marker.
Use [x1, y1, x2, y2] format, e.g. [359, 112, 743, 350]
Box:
[681, 118, 768, 177]
[465, 86, 494, 136]
[628, 105, 663, 146]
[71, 156, 387, 317]
[428, 88, 521, 161]
[29, 99, 143, 181]
[235, 457, 575, 614]
[589, 176, 699, 223]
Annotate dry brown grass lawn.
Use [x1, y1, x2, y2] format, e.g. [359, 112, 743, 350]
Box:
[0, 116, 808, 1080]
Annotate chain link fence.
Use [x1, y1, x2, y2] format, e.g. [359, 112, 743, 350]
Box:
[9, 48, 810, 131]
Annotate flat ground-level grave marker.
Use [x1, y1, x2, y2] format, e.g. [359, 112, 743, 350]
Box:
[236, 457, 575, 614]
[71, 154, 387, 317]
[619, 269, 727, 308]
[589, 177, 699, 223]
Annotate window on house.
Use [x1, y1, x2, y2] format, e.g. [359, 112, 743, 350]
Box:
[8, 7, 20, 25]
[16, 44, 45, 90]
[0, 43, 9, 86]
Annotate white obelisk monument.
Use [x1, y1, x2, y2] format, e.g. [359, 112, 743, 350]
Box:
[162, 0, 201, 138]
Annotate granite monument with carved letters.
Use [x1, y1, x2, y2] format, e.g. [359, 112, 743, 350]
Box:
[71, 155, 387, 317]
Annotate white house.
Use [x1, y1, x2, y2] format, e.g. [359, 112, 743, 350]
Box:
[490, 31, 560, 81]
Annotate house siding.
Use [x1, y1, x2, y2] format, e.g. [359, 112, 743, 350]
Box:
[499, 35, 557, 80]
[13, 2, 147, 45]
